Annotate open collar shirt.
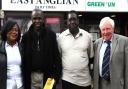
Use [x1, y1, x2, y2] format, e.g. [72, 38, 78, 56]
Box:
[58, 28, 94, 86]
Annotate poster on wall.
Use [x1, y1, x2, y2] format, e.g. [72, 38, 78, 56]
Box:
[45, 17, 60, 35]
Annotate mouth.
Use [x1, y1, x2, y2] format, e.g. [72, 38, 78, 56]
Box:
[70, 24, 77, 28]
[11, 34, 18, 39]
[35, 23, 41, 27]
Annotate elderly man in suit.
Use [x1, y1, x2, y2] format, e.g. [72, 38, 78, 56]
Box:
[93, 17, 128, 89]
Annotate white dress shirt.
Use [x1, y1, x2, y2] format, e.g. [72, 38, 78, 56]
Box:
[5, 42, 23, 89]
[58, 28, 94, 87]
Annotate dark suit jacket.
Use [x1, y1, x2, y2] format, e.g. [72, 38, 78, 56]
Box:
[93, 34, 128, 89]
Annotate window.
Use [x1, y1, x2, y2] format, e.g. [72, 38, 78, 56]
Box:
[45, 17, 60, 33]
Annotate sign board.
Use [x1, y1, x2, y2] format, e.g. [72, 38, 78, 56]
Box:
[85, 0, 128, 12]
[2, 0, 85, 11]
[2, 0, 128, 12]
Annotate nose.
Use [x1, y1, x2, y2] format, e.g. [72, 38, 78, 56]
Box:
[12, 31, 18, 35]
[103, 29, 109, 34]
[104, 30, 107, 34]
[35, 19, 40, 22]
[70, 20, 75, 24]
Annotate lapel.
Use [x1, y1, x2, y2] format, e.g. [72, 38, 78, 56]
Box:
[110, 34, 118, 61]
[97, 38, 103, 66]
[0, 41, 6, 54]
[18, 43, 23, 60]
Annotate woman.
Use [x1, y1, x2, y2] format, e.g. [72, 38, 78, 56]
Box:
[0, 20, 25, 89]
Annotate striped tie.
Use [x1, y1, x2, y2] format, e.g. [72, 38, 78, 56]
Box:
[102, 40, 111, 81]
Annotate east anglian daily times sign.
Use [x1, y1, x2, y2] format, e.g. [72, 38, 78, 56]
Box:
[2, 0, 128, 12]
[2, 0, 85, 11]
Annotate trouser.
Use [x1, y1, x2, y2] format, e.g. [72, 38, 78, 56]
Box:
[7, 84, 24, 89]
[7, 79, 24, 89]
[62, 80, 91, 89]
[31, 72, 56, 89]
[31, 72, 44, 89]
[18, 86, 24, 89]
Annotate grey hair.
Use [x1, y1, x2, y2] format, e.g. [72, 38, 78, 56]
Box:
[99, 17, 115, 29]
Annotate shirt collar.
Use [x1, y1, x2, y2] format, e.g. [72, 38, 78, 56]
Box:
[103, 39, 112, 43]
[65, 29, 83, 37]
[5, 41, 18, 47]
[103, 35, 113, 43]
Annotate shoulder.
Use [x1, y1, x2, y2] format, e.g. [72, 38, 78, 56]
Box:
[57, 29, 69, 43]
[113, 34, 128, 49]
[21, 31, 30, 40]
[22, 31, 28, 37]
[58, 29, 69, 39]
[80, 28, 90, 35]
[47, 28, 56, 35]
[22, 24, 35, 38]
[59, 29, 69, 36]
[0, 41, 6, 54]
[94, 38, 102, 44]
[46, 29, 56, 39]
[114, 34, 128, 41]
[79, 28, 92, 39]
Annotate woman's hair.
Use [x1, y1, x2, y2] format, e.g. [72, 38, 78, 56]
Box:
[1, 20, 21, 41]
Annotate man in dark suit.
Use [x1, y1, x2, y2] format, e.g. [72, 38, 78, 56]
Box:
[93, 17, 128, 89]
[21, 9, 62, 89]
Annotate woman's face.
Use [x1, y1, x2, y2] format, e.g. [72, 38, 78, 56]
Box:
[7, 24, 19, 43]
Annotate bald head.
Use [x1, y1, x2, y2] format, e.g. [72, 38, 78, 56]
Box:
[67, 10, 78, 19]
[31, 9, 44, 19]
[31, 9, 44, 30]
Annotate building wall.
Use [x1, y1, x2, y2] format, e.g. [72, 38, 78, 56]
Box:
[2, 11, 128, 40]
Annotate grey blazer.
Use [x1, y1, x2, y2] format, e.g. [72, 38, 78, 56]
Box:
[93, 34, 128, 89]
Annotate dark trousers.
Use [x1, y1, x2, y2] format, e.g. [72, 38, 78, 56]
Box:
[62, 80, 91, 89]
